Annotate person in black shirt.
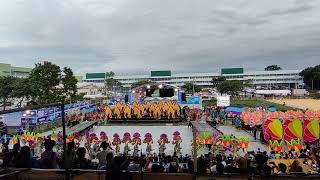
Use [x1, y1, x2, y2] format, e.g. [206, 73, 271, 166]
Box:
[298, 150, 307, 158]
[187, 159, 194, 173]
[168, 159, 180, 173]
[74, 147, 92, 169]
[260, 130, 265, 144]
[15, 146, 32, 168]
[197, 156, 207, 174]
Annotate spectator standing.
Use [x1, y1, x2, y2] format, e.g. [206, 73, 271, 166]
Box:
[96, 141, 109, 168]
[74, 147, 92, 169]
[278, 163, 287, 175]
[127, 157, 140, 172]
[289, 160, 303, 173]
[40, 139, 59, 169]
[15, 146, 32, 168]
[168, 158, 180, 173]
[64, 141, 77, 169]
[12, 143, 20, 166]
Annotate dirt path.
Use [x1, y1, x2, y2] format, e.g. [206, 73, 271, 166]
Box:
[268, 98, 320, 110]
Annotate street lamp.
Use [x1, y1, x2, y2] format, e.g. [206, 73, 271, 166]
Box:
[23, 110, 32, 132]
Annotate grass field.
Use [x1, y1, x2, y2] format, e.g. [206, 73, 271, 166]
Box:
[230, 98, 298, 111]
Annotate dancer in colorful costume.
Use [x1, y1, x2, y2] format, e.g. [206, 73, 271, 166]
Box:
[132, 132, 141, 156]
[158, 134, 169, 155]
[172, 131, 182, 155]
[122, 132, 132, 155]
[112, 133, 121, 154]
[143, 133, 153, 156]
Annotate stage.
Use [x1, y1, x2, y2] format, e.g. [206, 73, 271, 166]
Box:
[108, 119, 182, 124]
[88, 125, 193, 155]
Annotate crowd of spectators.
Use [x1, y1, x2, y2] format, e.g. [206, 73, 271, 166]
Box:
[1, 138, 319, 177]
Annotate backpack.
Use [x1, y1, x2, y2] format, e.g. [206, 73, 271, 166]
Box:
[40, 152, 55, 169]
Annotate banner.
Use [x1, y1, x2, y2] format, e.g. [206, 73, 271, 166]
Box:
[2, 102, 92, 127]
[179, 96, 202, 109]
[1, 112, 23, 126]
[217, 96, 230, 107]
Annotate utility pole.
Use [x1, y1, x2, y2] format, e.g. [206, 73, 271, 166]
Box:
[192, 125, 197, 176]
[61, 103, 69, 180]
[104, 72, 107, 95]
[192, 78, 195, 95]
[26, 113, 29, 132]
[24, 110, 31, 132]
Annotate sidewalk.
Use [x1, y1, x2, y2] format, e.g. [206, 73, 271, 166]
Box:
[41, 121, 97, 137]
[216, 125, 268, 152]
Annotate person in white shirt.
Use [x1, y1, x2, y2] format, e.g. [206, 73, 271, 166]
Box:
[96, 141, 112, 168]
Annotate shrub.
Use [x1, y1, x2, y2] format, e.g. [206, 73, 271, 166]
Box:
[310, 92, 320, 99]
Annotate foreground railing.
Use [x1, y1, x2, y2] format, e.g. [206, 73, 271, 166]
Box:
[1, 168, 320, 180]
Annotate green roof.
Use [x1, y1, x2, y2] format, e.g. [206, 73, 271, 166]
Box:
[151, 70, 171, 77]
[86, 73, 105, 79]
[221, 68, 244, 74]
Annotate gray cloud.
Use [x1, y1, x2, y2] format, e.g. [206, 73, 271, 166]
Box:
[0, 0, 320, 75]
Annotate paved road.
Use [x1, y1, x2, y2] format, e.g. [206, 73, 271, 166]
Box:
[216, 125, 268, 153]
[42, 121, 96, 137]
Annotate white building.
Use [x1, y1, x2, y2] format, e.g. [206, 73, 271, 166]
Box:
[77, 82, 104, 95]
[80, 68, 304, 93]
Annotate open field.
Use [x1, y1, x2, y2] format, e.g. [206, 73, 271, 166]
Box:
[268, 98, 320, 111]
[230, 98, 297, 111]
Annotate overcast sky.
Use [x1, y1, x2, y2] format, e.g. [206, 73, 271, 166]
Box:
[1, 0, 320, 75]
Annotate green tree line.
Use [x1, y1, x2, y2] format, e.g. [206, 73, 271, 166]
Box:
[0, 61, 78, 110]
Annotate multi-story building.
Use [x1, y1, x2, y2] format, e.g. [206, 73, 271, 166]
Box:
[0, 63, 32, 78]
[80, 68, 304, 93]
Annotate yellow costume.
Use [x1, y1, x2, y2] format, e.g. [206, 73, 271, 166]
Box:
[105, 106, 113, 119]
[133, 107, 142, 119]
[123, 105, 131, 118]
[154, 106, 161, 119]
[114, 107, 121, 119]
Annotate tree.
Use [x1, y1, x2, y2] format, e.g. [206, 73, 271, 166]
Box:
[211, 76, 226, 88]
[12, 78, 33, 107]
[0, 76, 17, 110]
[300, 65, 320, 90]
[131, 80, 152, 89]
[265, 65, 282, 71]
[104, 71, 115, 92]
[217, 80, 244, 96]
[104, 71, 117, 94]
[243, 80, 253, 88]
[182, 82, 202, 94]
[103, 71, 124, 95]
[62, 67, 78, 102]
[28, 62, 62, 104]
[73, 92, 86, 101]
